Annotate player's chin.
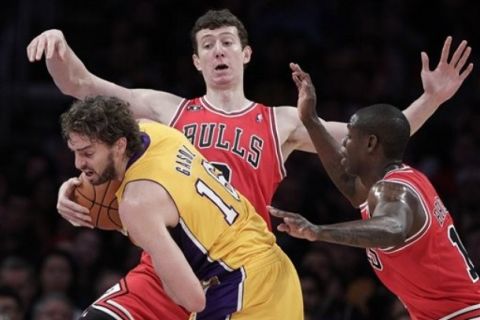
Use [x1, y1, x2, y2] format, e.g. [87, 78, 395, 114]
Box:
[340, 158, 351, 173]
[89, 176, 105, 186]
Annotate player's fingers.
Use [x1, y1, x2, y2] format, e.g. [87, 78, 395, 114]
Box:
[71, 219, 93, 228]
[450, 40, 468, 67]
[59, 205, 93, 226]
[58, 198, 90, 214]
[455, 46, 471, 71]
[57, 204, 93, 227]
[421, 52, 430, 72]
[35, 36, 46, 61]
[69, 177, 82, 186]
[459, 63, 474, 82]
[284, 217, 302, 227]
[71, 210, 93, 223]
[268, 206, 298, 219]
[68, 219, 81, 227]
[289, 62, 300, 71]
[292, 73, 302, 88]
[439, 36, 452, 65]
[65, 216, 93, 228]
[26, 38, 38, 62]
[295, 63, 304, 74]
[59, 177, 81, 196]
[58, 40, 67, 59]
[46, 37, 56, 59]
[277, 223, 290, 233]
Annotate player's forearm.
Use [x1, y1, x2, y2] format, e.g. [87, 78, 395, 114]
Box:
[151, 253, 205, 312]
[315, 216, 407, 248]
[46, 45, 93, 99]
[403, 92, 442, 135]
[302, 117, 357, 201]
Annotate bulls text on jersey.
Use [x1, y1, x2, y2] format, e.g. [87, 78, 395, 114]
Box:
[181, 123, 263, 169]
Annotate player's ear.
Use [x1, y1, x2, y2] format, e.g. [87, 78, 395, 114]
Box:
[114, 137, 128, 155]
[367, 134, 378, 152]
[243, 45, 252, 64]
[193, 54, 202, 71]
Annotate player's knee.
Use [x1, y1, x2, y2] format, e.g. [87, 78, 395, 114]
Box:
[79, 306, 117, 320]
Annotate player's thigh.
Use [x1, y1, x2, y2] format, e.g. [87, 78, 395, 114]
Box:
[90, 265, 189, 320]
[233, 250, 303, 320]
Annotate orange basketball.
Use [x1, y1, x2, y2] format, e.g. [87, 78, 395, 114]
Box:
[72, 176, 123, 231]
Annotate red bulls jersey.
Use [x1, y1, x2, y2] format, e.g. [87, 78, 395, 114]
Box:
[170, 96, 286, 229]
[361, 165, 480, 320]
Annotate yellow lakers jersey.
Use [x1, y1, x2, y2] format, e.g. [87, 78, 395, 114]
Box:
[116, 122, 276, 277]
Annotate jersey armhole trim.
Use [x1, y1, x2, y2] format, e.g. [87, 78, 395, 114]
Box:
[270, 107, 287, 178]
[377, 178, 431, 254]
[169, 98, 189, 127]
[439, 303, 480, 320]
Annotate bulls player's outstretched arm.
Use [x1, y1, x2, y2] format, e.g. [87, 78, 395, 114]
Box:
[269, 181, 418, 249]
[27, 29, 183, 124]
[119, 180, 206, 313]
[283, 37, 473, 154]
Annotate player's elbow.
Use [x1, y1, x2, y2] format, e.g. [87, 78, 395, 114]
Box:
[58, 74, 93, 99]
[383, 219, 408, 246]
[167, 280, 205, 312]
[182, 290, 206, 312]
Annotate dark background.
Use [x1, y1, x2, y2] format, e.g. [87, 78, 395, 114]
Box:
[1, 0, 480, 319]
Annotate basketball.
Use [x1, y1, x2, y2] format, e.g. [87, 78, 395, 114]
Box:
[72, 176, 123, 231]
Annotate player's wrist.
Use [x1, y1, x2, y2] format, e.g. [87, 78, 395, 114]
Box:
[311, 225, 322, 241]
[300, 112, 320, 129]
[420, 91, 444, 108]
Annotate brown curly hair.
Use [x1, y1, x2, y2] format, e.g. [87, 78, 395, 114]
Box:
[60, 96, 143, 157]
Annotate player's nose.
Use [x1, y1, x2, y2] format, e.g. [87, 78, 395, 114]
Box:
[213, 41, 225, 57]
[74, 155, 86, 170]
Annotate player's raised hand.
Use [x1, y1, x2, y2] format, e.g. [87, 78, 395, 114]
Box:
[27, 29, 68, 62]
[421, 36, 474, 105]
[290, 62, 317, 124]
[56, 177, 93, 228]
[268, 206, 318, 241]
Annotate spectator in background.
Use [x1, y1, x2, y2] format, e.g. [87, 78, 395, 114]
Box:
[0, 286, 24, 320]
[37, 250, 78, 307]
[0, 256, 37, 317]
[32, 293, 75, 320]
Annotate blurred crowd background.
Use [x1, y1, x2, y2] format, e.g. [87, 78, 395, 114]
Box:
[1, 0, 480, 319]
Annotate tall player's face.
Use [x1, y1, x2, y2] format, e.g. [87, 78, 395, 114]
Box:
[68, 132, 118, 185]
[193, 26, 252, 89]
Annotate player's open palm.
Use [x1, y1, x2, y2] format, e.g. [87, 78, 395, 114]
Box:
[27, 29, 68, 62]
[290, 63, 317, 123]
[421, 36, 473, 104]
[268, 206, 318, 241]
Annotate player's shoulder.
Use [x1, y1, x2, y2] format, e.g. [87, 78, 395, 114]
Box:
[134, 89, 185, 123]
[271, 105, 300, 123]
[136, 89, 184, 105]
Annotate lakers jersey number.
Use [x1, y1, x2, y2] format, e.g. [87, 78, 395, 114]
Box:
[117, 122, 275, 276]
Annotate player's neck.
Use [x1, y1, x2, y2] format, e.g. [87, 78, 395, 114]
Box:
[362, 160, 402, 189]
[205, 87, 250, 112]
[115, 157, 129, 182]
[382, 161, 402, 175]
